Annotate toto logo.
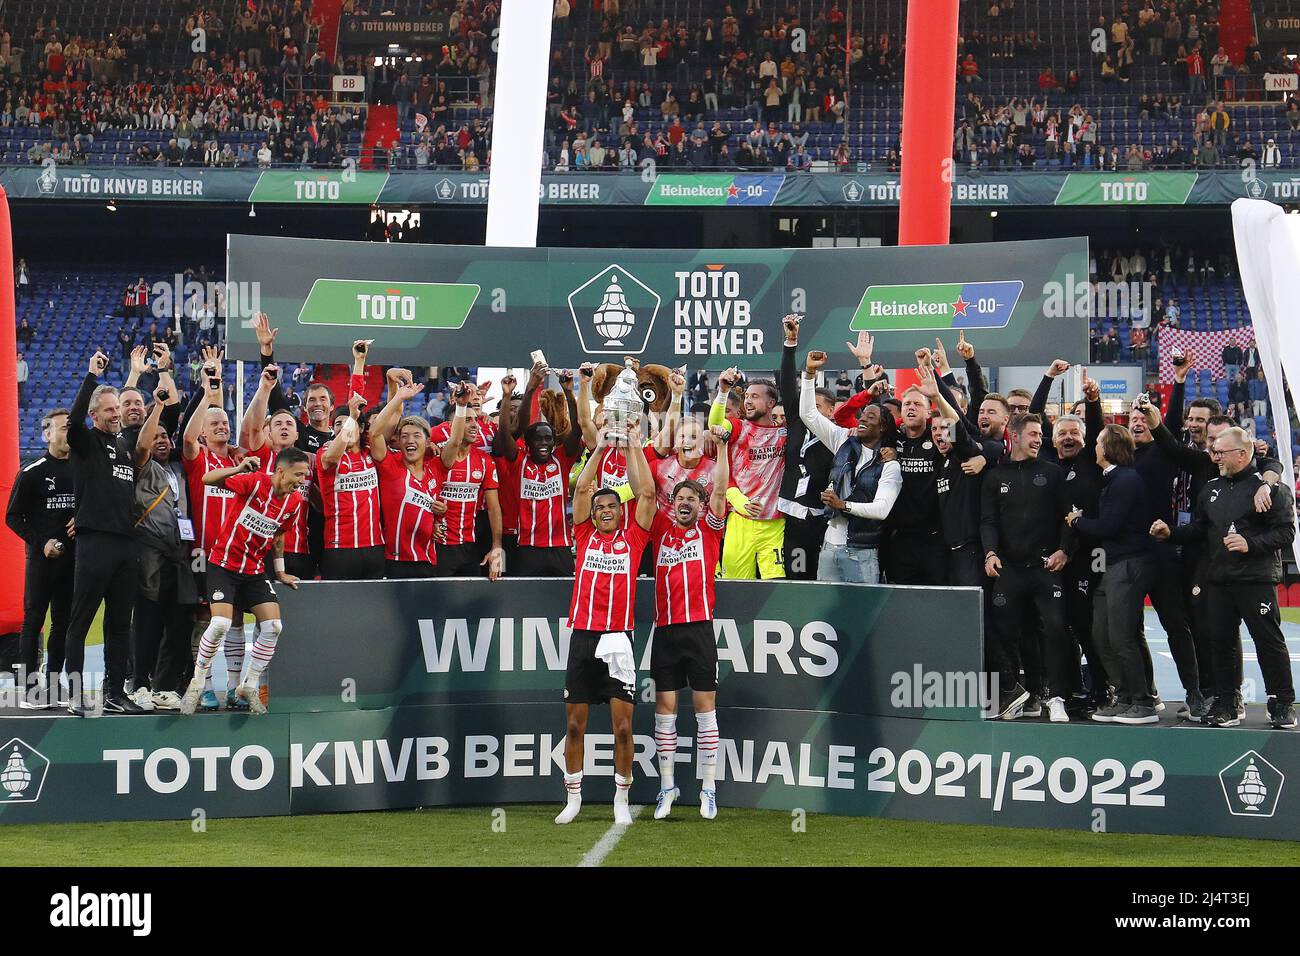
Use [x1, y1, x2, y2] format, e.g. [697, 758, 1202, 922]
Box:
[1, 738, 51, 804]
[1219, 750, 1284, 818]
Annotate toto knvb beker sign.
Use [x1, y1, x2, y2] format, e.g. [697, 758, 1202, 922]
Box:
[227, 235, 1088, 370]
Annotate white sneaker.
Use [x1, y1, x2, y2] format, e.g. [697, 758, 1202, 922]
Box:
[237, 680, 266, 716]
[18, 673, 47, 709]
[613, 799, 634, 826]
[554, 796, 582, 825]
[129, 686, 156, 712]
[1047, 696, 1069, 723]
[151, 691, 182, 711]
[653, 786, 680, 820]
[700, 788, 718, 820]
[179, 668, 209, 715]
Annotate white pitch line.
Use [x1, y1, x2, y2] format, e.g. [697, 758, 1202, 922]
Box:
[577, 805, 644, 868]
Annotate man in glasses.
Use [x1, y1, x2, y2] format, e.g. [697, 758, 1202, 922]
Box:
[1151, 427, 1296, 729]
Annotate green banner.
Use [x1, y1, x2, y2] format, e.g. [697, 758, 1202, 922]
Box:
[1054, 172, 1198, 205]
[248, 170, 388, 204]
[0, 165, 1296, 207]
[269, 579, 985, 720]
[226, 234, 1088, 370]
[298, 278, 480, 329]
[5, 703, 1299, 841]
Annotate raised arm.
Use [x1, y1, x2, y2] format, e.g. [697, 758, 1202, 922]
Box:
[367, 380, 422, 463]
[707, 425, 731, 519]
[514, 359, 548, 439]
[441, 380, 477, 468]
[656, 368, 686, 457]
[571, 430, 609, 527]
[799, 351, 850, 452]
[557, 369, 583, 459]
[625, 419, 658, 530]
[135, 382, 178, 469]
[70, 351, 111, 451]
[709, 366, 740, 430]
[493, 376, 519, 461]
[123, 345, 148, 389]
[240, 362, 280, 452]
[576, 362, 600, 449]
[251, 313, 292, 414]
[779, 314, 801, 414]
[1030, 360, 1071, 415]
[201, 456, 259, 487]
[321, 392, 365, 470]
[182, 370, 218, 461]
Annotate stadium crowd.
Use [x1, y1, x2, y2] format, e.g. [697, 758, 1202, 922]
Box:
[5, 307, 1297, 738]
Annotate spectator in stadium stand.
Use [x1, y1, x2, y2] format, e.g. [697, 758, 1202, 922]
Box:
[799, 348, 901, 584]
[494, 360, 582, 578]
[16, 350, 27, 406]
[14, 257, 29, 299]
[1068, 424, 1160, 725]
[709, 364, 786, 579]
[6, 406, 76, 708]
[316, 341, 384, 581]
[981, 412, 1074, 723]
[62, 351, 143, 715]
[1152, 426, 1297, 730]
[16, 317, 34, 349]
[129, 378, 193, 713]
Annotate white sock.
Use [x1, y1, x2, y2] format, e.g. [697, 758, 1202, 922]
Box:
[225, 620, 246, 691]
[247, 620, 281, 680]
[563, 770, 582, 800]
[614, 772, 632, 807]
[195, 616, 231, 672]
[654, 713, 678, 790]
[697, 710, 719, 789]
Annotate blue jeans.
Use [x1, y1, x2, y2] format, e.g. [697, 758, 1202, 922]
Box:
[817, 543, 881, 584]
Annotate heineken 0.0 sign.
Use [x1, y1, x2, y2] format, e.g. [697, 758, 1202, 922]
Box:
[226, 234, 1087, 370]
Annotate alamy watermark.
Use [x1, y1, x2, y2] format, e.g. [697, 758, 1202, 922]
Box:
[1041, 275, 1154, 321]
[149, 274, 262, 323]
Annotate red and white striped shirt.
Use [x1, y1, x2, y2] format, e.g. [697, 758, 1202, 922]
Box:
[725, 417, 787, 521]
[434, 449, 498, 546]
[248, 443, 308, 554]
[652, 509, 725, 626]
[376, 453, 440, 564]
[431, 416, 497, 456]
[649, 451, 716, 514]
[497, 441, 574, 547]
[207, 471, 305, 576]
[568, 519, 652, 633]
[183, 446, 238, 553]
[595, 446, 629, 489]
[315, 446, 383, 550]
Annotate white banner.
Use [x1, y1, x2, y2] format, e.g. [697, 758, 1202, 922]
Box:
[332, 74, 366, 94]
[1230, 198, 1300, 565]
[1264, 73, 1298, 93]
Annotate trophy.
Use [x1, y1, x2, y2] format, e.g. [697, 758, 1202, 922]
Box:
[603, 358, 642, 446]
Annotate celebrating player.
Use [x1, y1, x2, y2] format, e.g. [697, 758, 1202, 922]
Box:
[650, 424, 731, 820]
[182, 347, 244, 709]
[555, 420, 658, 826]
[494, 361, 580, 578]
[180, 450, 311, 715]
[438, 382, 505, 578]
[317, 343, 384, 580]
[709, 358, 787, 579]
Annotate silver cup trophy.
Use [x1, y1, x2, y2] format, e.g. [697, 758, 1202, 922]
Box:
[603, 359, 642, 446]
